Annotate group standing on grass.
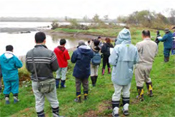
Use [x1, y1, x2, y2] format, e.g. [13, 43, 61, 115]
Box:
[0, 26, 174, 117]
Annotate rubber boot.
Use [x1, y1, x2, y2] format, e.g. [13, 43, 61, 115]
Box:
[146, 82, 153, 97]
[94, 76, 98, 86]
[84, 91, 88, 100]
[112, 101, 120, 117]
[5, 94, 10, 104]
[108, 68, 111, 74]
[52, 107, 61, 117]
[164, 57, 169, 63]
[13, 94, 19, 103]
[56, 79, 60, 89]
[74, 92, 81, 103]
[102, 69, 105, 75]
[91, 76, 95, 87]
[137, 87, 144, 101]
[61, 80, 66, 88]
[122, 97, 130, 116]
[37, 110, 45, 117]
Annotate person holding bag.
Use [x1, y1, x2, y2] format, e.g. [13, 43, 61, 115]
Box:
[26, 32, 61, 117]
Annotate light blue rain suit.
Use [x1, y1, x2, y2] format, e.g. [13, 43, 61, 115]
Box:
[109, 28, 139, 111]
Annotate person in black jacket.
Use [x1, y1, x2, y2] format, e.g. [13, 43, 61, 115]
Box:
[101, 38, 114, 75]
[155, 30, 161, 45]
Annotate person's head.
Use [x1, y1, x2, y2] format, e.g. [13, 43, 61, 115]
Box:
[78, 40, 86, 47]
[88, 40, 91, 44]
[60, 39, 66, 46]
[157, 30, 160, 35]
[105, 38, 111, 44]
[6, 45, 13, 52]
[172, 26, 175, 32]
[35, 32, 46, 44]
[164, 28, 170, 34]
[116, 28, 131, 45]
[93, 39, 100, 46]
[98, 36, 101, 39]
[142, 30, 151, 39]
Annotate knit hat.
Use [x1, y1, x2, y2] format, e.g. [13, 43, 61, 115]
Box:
[116, 28, 131, 45]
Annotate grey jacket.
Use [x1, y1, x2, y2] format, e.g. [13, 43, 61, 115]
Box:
[26, 45, 59, 81]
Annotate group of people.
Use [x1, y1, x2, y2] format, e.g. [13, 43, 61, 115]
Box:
[0, 26, 174, 117]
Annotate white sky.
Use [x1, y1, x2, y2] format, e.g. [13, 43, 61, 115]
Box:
[0, 0, 173, 18]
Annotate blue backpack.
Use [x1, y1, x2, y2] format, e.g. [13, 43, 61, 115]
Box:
[91, 52, 101, 65]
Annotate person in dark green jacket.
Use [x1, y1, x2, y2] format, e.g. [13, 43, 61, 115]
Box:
[158, 29, 173, 62]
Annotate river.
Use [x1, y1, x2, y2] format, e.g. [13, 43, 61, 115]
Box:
[0, 22, 87, 56]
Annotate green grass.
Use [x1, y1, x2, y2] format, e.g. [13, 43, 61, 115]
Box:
[0, 28, 175, 117]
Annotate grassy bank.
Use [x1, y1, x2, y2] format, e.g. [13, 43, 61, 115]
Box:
[0, 28, 175, 117]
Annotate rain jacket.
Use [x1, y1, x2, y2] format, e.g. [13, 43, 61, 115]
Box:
[158, 32, 173, 49]
[71, 45, 93, 79]
[109, 28, 139, 85]
[0, 51, 23, 82]
[54, 46, 70, 68]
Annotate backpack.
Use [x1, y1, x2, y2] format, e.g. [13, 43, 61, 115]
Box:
[91, 52, 101, 66]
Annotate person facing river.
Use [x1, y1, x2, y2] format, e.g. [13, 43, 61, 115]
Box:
[101, 38, 114, 75]
[109, 28, 139, 117]
[26, 32, 62, 117]
[71, 40, 93, 103]
[54, 39, 70, 89]
[0, 45, 23, 104]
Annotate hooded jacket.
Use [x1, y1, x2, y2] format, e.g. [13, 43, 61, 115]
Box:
[0, 51, 23, 82]
[158, 32, 173, 49]
[109, 29, 139, 85]
[71, 45, 93, 79]
[54, 46, 70, 68]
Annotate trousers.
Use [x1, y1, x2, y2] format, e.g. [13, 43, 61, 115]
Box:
[56, 67, 67, 80]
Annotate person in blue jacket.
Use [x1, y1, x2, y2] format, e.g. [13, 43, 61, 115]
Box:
[0, 45, 23, 104]
[71, 40, 93, 103]
[158, 28, 173, 62]
[109, 28, 139, 117]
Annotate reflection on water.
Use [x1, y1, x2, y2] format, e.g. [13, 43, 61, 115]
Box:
[0, 31, 86, 56]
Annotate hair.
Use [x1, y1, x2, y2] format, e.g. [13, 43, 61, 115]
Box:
[35, 32, 46, 43]
[98, 36, 101, 39]
[157, 30, 160, 35]
[60, 39, 66, 45]
[6, 45, 13, 51]
[88, 40, 91, 44]
[93, 39, 100, 46]
[78, 40, 85, 46]
[105, 37, 111, 43]
[125, 26, 130, 29]
[142, 30, 150, 37]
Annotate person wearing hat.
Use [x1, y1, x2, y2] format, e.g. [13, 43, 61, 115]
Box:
[109, 28, 139, 117]
[135, 30, 158, 101]
[158, 28, 173, 62]
[71, 40, 93, 102]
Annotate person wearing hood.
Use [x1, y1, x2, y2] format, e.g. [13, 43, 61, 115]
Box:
[90, 39, 101, 87]
[54, 39, 70, 88]
[109, 28, 139, 117]
[101, 38, 114, 75]
[0, 45, 23, 104]
[135, 30, 158, 101]
[158, 28, 173, 62]
[71, 40, 93, 103]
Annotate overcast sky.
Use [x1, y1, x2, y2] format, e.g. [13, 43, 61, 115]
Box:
[0, 0, 173, 18]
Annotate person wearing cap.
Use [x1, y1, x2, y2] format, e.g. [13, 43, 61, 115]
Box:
[109, 28, 139, 117]
[0, 45, 23, 104]
[135, 30, 158, 101]
[158, 28, 173, 62]
[71, 40, 93, 103]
